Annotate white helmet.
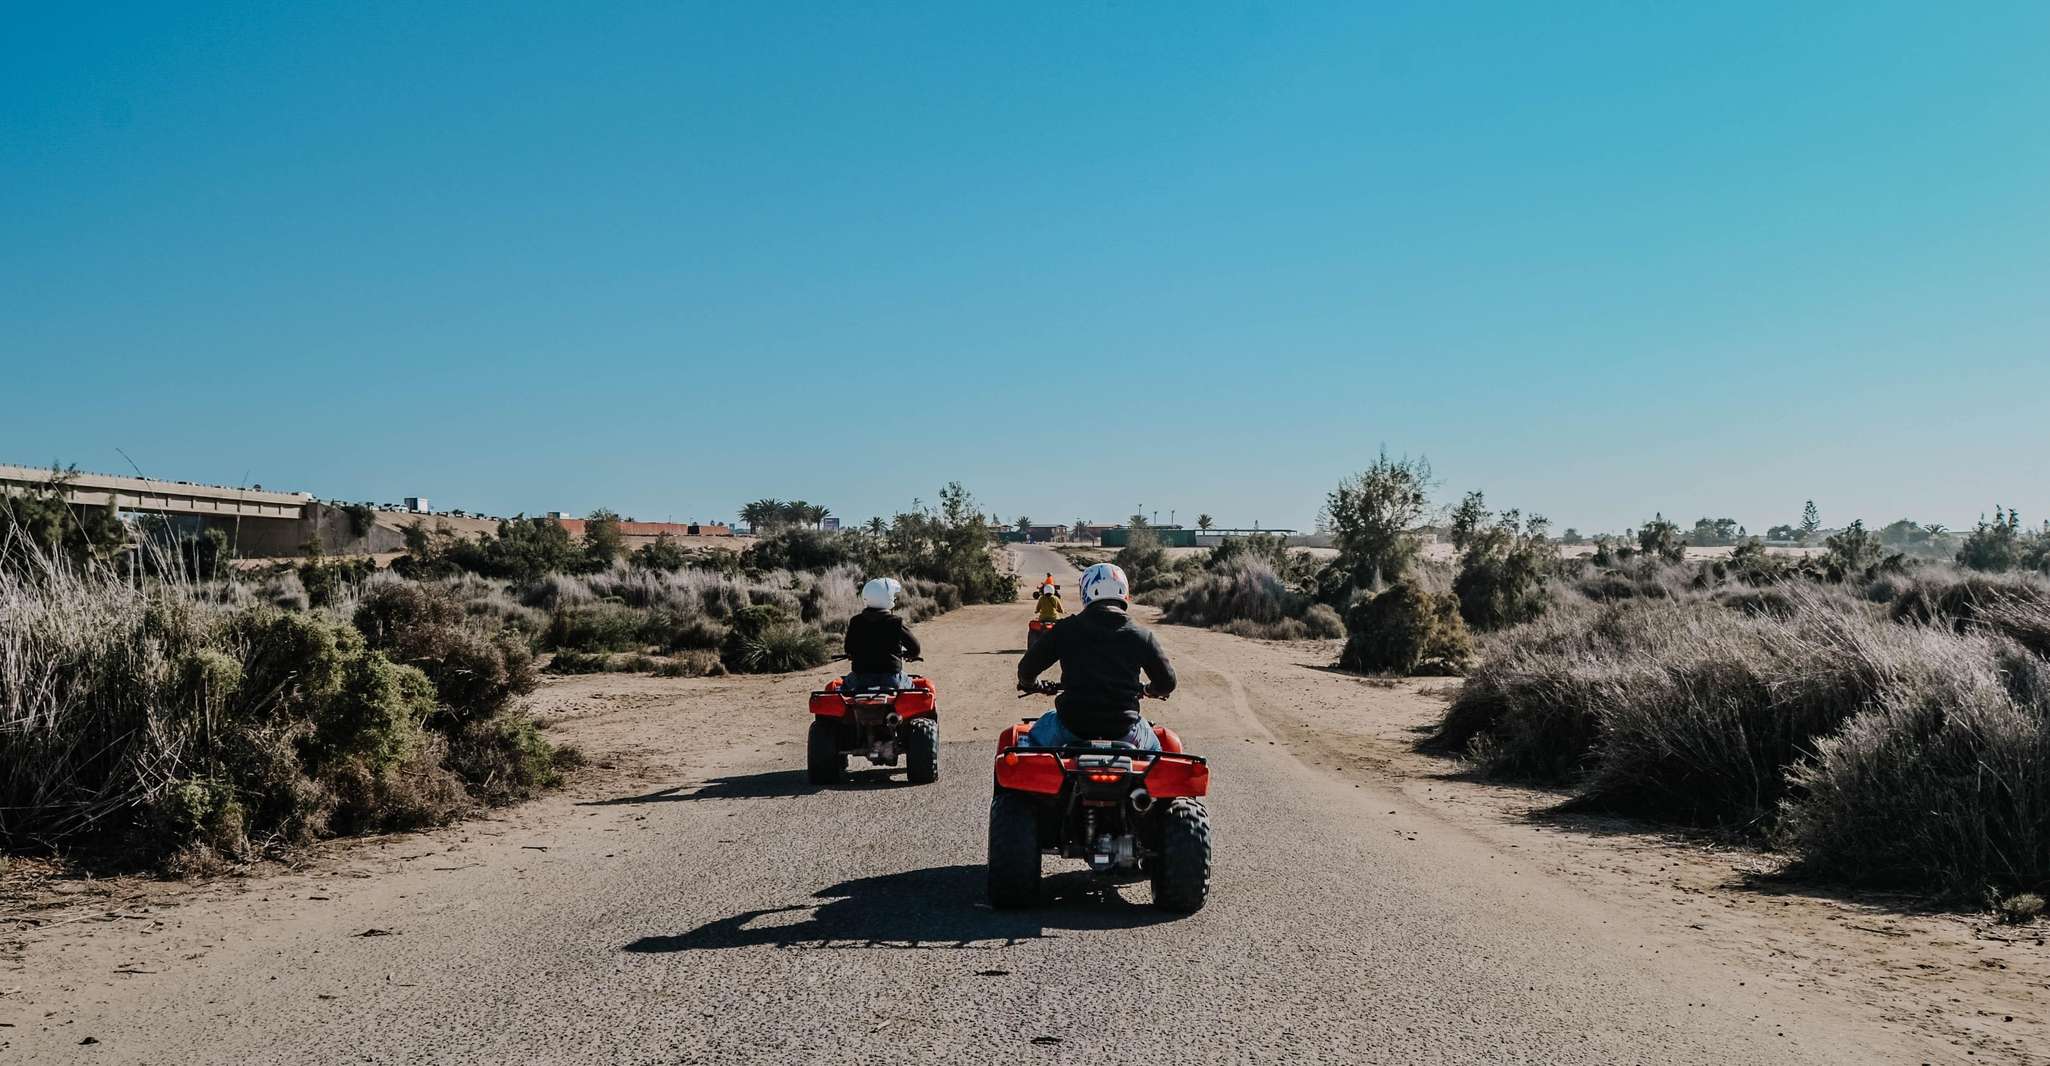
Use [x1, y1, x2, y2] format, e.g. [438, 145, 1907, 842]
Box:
[861, 577, 902, 610]
[1079, 563, 1129, 607]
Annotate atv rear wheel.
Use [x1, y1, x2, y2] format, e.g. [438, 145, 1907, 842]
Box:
[904, 717, 939, 784]
[987, 791, 1042, 909]
[806, 718, 845, 785]
[1151, 798, 1212, 913]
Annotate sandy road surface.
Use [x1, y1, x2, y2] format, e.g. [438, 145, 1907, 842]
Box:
[5, 547, 1937, 1063]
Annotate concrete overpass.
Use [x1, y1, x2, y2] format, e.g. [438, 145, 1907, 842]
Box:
[0, 463, 311, 520]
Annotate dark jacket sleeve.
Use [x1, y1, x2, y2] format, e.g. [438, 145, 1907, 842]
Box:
[897, 617, 921, 661]
[1016, 621, 1059, 689]
[1139, 629, 1177, 697]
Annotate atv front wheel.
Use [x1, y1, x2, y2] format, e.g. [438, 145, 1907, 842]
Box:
[806, 718, 845, 785]
[1151, 798, 1212, 913]
[904, 717, 939, 784]
[987, 791, 1042, 909]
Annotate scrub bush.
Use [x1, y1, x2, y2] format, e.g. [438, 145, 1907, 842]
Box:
[1340, 584, 1474, 676]
[730, 624, 830, 675]
[1156, 558, 1343, 640]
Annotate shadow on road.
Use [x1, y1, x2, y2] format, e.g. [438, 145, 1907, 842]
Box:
[579, 768, 914, 806]
[967, 648, 1027, 655]
[624, 864, 1178, 952]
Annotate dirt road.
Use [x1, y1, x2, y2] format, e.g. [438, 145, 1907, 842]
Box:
[4, 547, 1945, 1063]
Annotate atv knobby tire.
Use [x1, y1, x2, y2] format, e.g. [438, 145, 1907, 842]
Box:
[806, 718, 845, 785]
[987, 791, 1042, 909]
[1152, 797, 1212, 913]
[904, 717, 939, 784]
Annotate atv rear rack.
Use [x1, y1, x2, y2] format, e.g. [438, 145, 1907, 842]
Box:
[997, 744, 1206, 764]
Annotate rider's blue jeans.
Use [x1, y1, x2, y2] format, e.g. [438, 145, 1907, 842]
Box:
[842, 672, 911, 692]
[1022, 710, 1160, 751]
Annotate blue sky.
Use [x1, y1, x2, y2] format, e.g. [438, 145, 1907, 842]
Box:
[4, 2, 2046, 534]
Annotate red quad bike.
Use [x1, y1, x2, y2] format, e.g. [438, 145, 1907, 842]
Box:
[987, 682, 1212, 913]
[807, 668, 940, 785]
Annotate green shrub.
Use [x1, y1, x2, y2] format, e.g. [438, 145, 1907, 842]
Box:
[546, 650, 613, 674]
[340, 503, 377, 538]
[747, 527, 859, 572]
[630, 533, 689, 572]
[1452, 511, 1553, 631]
[1957, 507, 2027, 573]
[299, 556, 374, 609]
[544, 603, 648, 652]
[1340, 584, 1473, 675]
[0, 556, 561, 870]
[355, 582, 538, 723]
[446, 716, 561, 804]
[1636, 515, 1686, 564]
[308, 653, 436, 772]
[650, 611, 729, 652]
[730, 623, 830, 674]
[1113, 525, 1172, 590]
[1326, 451, 1433, 590]
[1824, 520, 1882, 577]
[1997, 893, 2046, 924]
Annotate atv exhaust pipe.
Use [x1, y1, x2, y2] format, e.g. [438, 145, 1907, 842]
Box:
[884, 712, 901, 728]
[1129, 788, 1154, 814]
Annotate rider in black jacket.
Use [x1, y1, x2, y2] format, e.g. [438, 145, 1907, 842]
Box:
[1017, 563, 1176, 748]
[844, 578, 920, 690]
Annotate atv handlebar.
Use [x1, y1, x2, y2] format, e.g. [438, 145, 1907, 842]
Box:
[1017, 680, 1167, 701]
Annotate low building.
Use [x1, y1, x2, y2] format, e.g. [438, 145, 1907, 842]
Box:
[1099, 525, 1198, 548]
[551, 516, 734, 548]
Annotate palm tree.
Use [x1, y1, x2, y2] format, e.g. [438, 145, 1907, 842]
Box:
[1015, 515, 1032, 533]
[1197, 514, 1214, 532]
[740, 499, 783, 534]
[866, 516, 887, 537]
[808, 504, 832, 529]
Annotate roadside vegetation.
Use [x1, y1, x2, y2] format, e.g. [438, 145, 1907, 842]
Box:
[1146, 452, 2050, 903]
[1307, 464, 2050, 902]
[0, 476, 1010, 873]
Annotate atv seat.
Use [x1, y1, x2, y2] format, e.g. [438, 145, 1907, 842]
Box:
[835, 675, 932, 695]
[995, 720, 1184, 754]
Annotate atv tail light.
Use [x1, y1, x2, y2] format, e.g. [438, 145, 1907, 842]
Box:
[1086, 771, 1123, 783]
[995, 752, 1064, 795]
[1144, 757, 1209, 798]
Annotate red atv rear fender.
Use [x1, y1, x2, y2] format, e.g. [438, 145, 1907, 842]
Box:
[1143, 754, 1209, 799]
[994, 750, 1065, 795]
[809, 676, 936, 718]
